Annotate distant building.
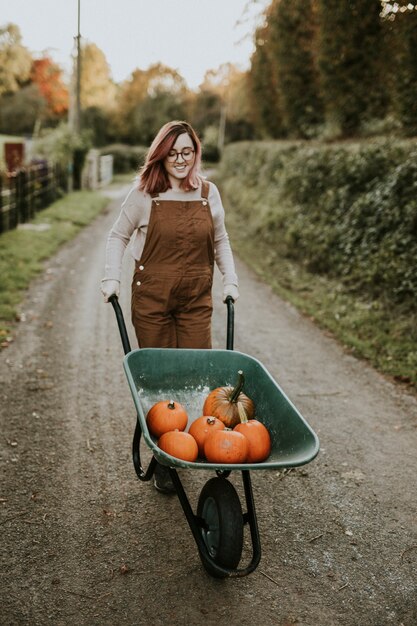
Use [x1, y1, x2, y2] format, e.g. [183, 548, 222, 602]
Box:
[0, 135, 32, 171]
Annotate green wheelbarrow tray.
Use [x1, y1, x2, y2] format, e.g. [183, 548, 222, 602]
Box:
[123, 347, 319, 471]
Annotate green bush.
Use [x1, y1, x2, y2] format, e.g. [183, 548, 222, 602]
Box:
[202, 143, 221, 163]
[217, 139, 417, 312]
[100, 144, 147, 174]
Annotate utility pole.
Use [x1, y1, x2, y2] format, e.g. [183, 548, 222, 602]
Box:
[68, 0, 81, 192]
[75, 0, 81, 134]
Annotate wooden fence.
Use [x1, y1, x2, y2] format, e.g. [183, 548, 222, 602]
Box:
[0, 162, 67, 235]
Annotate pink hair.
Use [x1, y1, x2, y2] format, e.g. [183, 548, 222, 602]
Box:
[138, 121, 202, 194]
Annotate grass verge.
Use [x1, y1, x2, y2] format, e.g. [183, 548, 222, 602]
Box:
[224, 201, 417, 393]
[0, 190, 109, 345]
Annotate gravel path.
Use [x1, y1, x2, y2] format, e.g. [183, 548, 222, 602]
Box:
[1, 185, 416, 626]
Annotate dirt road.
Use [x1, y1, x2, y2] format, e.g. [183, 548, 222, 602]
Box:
[1, 186, 416, 626]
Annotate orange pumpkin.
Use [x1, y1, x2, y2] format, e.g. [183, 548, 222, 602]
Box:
[234, 403, 271, 463]
[158, 430, 198, 462]
[203, 370, 255, 428]
[204, 428, 248, 464]
[189, 416, 225, 457]
[146, 400, 188, 438]
[234, 421, 271, 463]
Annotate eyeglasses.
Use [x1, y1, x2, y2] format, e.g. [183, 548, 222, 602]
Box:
[166, 148, 195, 163]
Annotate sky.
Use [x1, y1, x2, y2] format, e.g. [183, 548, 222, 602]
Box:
[0, 0, 268, 89]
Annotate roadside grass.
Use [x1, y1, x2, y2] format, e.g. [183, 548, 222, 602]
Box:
[0, 190, 109, 343]
[227, 213, 417, 391]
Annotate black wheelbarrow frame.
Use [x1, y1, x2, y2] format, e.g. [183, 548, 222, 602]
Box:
[110, 295, 319, 578]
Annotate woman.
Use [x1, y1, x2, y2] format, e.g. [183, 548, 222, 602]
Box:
[101, 120, 239, 491]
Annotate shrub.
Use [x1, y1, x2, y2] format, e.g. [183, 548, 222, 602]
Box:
[217, 139, 417, 312]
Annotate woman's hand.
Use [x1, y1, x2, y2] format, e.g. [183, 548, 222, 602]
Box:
[222, 284, 239, 303]
[101, 279, 120, 303]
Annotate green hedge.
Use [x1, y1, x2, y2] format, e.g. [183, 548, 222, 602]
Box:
[217, 139, 417, 312]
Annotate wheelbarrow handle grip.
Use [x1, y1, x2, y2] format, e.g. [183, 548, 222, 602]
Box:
[109, 295, 132, 355]
[225, 296, 234, 350]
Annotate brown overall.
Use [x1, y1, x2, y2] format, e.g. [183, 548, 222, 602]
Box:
[131, 180, 215, 349]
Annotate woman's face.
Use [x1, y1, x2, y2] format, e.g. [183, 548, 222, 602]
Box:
[164, 132, 195, 182]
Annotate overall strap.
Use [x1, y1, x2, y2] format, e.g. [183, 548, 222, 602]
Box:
[150, 191, 159, 199]
[201, 179, 210, 200]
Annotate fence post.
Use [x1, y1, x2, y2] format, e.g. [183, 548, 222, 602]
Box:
[45, 162, 52, 206]
[10, 173, 18, 229]
[28, 166, 35, 220]
[17, 170, 28, 224]
[15, 171, 21, 225]
[0, 175, 3, 234]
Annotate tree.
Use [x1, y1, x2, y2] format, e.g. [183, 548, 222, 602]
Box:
[382, 5, 417, 135]
[0, 85, 46, 134]
[30, 56, 68, 118]
[131, 92, 186, 144]
[268, 0, 324, 138]
[187, 89, 222, 137]
[224, 71, 255, 141]
[199, 63, 254, 142]
[79, 42, 116, 109]
[248, 21, 286, 138]
[81, 106, 113, 147]
[0, 23, 32, 95]
[113, 63, 188, 143]
[316, 0, 387, 136]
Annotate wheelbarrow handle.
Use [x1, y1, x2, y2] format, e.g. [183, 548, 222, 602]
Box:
[225, 296, 234, 350]
[109, 295, 132, 355]
[109, 294, 234, 353]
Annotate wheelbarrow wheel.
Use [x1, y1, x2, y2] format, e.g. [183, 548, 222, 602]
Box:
[197, 477, 244, 577]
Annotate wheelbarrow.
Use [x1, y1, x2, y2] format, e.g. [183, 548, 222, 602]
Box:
[110, 295, 319, 578]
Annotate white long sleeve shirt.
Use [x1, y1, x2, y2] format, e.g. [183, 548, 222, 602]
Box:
[103, 178, 238, 286]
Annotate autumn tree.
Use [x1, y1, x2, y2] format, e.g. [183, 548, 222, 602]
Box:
[31, 56, 68, 118]
[79, 41, 116, 109]
[113, 63, 187, 143]
[68, 41, 117, 145]
[0, 23, 32, 95]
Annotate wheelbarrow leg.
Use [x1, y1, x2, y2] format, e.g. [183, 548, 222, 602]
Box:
[132, 416, 157, 481]
[241, 470, 262, 565]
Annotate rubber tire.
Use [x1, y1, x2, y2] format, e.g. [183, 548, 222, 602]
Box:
[197, 477, 244, 576]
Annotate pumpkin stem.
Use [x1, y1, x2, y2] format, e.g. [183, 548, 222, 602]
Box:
[237, 401, 249, 424]
[229, 370, 245, 404]
[168, 400, 175, 410]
